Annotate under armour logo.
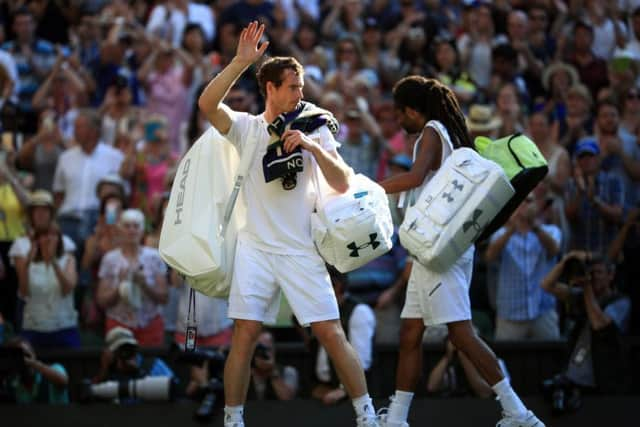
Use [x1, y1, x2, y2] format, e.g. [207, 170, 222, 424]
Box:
[463, 209, 485, 240]
[347, 233, 380, 257]
[442, 180, 464, 203]
[463, 209, 483, 233]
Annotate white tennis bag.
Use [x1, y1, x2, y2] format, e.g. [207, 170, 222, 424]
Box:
[311, 168, 394, 273]
[159, 126, 257, 297]
[399, 121, 515, 272]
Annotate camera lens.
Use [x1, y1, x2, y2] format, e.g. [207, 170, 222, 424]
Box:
[117, 345, 136, 360]
[282, 173, 297, 190]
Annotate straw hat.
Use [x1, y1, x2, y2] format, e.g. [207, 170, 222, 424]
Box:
[542, 62, 579, 91]
[466, 105, 502, 133]
[28, 190, 54, 209]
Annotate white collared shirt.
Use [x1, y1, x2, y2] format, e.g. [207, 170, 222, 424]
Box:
[146, 3, 215, 46]
[53, 143, 123, 214]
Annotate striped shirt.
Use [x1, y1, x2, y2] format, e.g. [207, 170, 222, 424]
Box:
[1, 40, 64, 111]
[565, 171, 624, 254]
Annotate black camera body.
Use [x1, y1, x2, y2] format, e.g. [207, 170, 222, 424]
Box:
[250, 343, 271, 369]
[169, 343, 226, 370]
[254, 343, 270, 360]
[563, 257, 588, 281]
[262, 142, 304, 190]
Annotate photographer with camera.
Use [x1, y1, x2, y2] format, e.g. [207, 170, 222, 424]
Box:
[540, 251, 631, 413]
[247, 329, 298, 402]
[88, 326, 174, 404]
[0, 336, 69, 404]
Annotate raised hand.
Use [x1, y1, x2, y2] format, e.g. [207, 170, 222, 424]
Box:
[40, 233, 59, 264]
[235, 21, 269, 66]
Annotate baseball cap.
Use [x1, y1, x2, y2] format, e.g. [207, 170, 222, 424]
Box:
[105, 326, 138, 352]
[574, 137, 600, 157]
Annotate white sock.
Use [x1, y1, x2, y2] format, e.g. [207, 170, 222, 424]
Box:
[352, 393, 376, 419]
[388, 390, 414, 422]
[224, 405, 244, 424]
[492, 378, 527, 418]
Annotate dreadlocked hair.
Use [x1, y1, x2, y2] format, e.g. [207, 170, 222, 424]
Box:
[393, 76, 473, 149]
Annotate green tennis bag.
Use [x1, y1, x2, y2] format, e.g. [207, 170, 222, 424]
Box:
[474, 133, 548, 241]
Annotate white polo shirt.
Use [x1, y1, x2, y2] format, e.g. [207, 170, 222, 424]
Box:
[53, 143, 124, 215]
[223, 111, 339, 255]
[146, 3, 215, 46]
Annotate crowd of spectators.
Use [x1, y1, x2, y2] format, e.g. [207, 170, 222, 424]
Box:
[0, 0, 638, 406]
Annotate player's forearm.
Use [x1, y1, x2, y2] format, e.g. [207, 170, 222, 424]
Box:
[198, 57, 250, 129]
[311, 146, 351, 193]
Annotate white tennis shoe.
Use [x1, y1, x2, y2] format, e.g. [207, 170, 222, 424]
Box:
[496, 410, 545, 427]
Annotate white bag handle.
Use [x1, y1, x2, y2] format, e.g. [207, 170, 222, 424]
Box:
[219, 122, 260, 238]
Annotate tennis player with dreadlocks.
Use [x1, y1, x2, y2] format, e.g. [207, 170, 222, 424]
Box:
[198, 22, 380, 427]
[377, 76, 544, 427]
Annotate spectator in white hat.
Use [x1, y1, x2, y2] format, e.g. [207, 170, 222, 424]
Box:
[93, 326, 173, 386]
[96, 209, 168, 346]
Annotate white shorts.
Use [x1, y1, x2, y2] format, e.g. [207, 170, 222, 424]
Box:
[401, 247, 474, 326]
[228, 239, 339, 326]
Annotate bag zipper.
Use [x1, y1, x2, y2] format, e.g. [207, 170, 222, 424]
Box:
[507, 133, 526, 169]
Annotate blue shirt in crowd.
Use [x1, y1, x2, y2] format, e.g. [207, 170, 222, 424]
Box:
[491, 224, 562, 321]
